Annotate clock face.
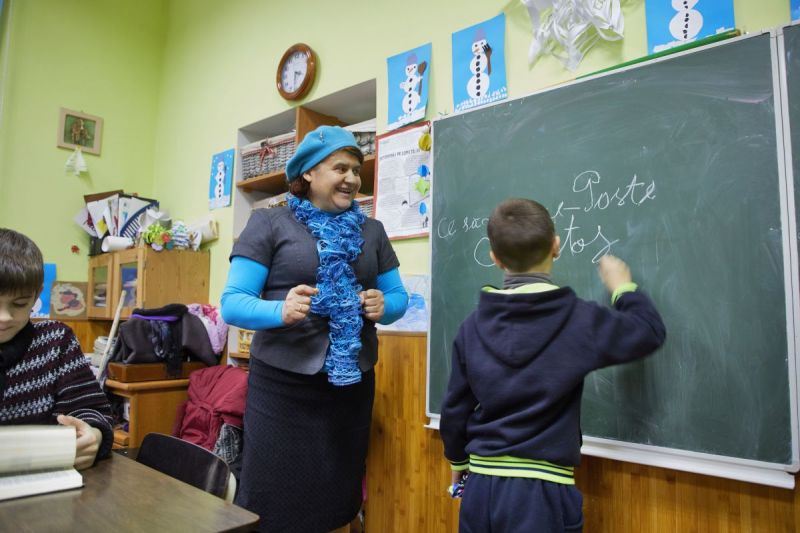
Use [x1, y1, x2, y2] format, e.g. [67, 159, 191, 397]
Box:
[276, 43, 316, 100]
[281, 50, 308, 94]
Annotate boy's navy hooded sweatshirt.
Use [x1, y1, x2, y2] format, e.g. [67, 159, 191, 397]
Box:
[440, 284, 665, 469]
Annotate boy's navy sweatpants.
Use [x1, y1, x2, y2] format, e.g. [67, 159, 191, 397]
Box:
[458, 473, 584, 533]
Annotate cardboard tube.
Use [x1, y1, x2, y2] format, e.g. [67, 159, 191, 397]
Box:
[101, 236, 133, 252]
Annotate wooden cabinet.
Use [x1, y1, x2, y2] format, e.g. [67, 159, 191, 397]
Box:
[87, 254, 115, 319]
[105, 378, 190, 449]
[88, 248, 210, 319]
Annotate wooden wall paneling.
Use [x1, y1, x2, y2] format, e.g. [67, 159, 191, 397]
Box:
[368, 333, 800, 532]
[367, 332, 460, 532]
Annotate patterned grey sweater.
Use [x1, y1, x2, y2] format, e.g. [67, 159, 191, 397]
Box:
[0, 320, 114, 461]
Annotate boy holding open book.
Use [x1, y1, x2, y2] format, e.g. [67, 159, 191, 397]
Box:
[0, 228, 113, 470]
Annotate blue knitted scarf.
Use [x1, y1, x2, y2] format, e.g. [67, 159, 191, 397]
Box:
[289, 195, 366, 386]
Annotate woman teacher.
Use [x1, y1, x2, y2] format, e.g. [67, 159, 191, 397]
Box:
[222, 125, 408, 532]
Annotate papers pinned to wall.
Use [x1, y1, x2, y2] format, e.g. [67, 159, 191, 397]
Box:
[373, 122, 432, 240]
[452, 13, 507, 113]
[387, 43, 432, 131]
[209, 149, 234, 210]
[646, 0, 735, 54]
[30, 263, 56, 319]
[521, 0, 625, 71]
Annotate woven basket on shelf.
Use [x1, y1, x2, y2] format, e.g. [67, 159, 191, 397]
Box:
[240, 132, 296, 179]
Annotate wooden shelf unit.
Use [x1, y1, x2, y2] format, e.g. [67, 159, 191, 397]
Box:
[84, 249, 212, 449]
[228, 79, 377, 359]
[237, 153, 375, 196]
[105, 378, 191, 449]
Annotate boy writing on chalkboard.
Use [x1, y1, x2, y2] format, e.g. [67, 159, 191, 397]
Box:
[440, 198, 665, 532]
[0, 228, 113, 469]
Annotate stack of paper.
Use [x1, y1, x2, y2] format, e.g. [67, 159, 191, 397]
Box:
[74, 190, 158, 240]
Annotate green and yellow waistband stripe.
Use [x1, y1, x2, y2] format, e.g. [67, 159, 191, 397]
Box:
[468, 455, 575, 485]
[449, 458, 470, 472]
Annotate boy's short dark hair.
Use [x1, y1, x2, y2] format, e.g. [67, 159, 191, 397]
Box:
[0, 228, 44, 296]
[487, 198, 555, 272]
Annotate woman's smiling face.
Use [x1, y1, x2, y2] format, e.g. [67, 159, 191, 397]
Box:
[303, 149, 362, 213]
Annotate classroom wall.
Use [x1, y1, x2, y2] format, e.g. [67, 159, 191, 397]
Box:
[0, 0, 790, 296]
[1, 0, 798, 529]
[150, 0, 791, 302]
[0, 0, 165, 280]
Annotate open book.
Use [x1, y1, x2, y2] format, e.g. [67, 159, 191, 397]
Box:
[0, 426, 81, 501]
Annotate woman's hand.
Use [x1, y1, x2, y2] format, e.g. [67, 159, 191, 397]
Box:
[282, 284, 318, 325]
[57, 415, 102, 470]
[360, 289, 385, 321]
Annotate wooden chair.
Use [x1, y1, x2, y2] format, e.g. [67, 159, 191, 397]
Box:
[135, 432, 233, 500]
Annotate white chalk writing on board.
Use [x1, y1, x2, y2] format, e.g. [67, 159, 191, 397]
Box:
[436, 170, 657, 266]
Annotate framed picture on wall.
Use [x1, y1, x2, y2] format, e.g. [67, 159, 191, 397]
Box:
[49, 281, 88, 320]
[57, 108, 103, 155]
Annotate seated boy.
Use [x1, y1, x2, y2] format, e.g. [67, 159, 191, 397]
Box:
[440, 198, 666, 532]
[0, 228, 113, 469]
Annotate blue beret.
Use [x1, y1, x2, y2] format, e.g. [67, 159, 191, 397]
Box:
[285, 125, 360, 182]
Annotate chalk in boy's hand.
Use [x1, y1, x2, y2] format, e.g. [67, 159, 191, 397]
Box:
[448, 471, 469, 499]
[597, 254, 632, 293]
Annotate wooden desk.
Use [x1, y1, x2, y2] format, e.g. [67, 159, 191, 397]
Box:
[0, 452, 259, 532]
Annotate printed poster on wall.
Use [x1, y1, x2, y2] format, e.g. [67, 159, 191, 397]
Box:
[374, 123, 432, 240]
[387, 43, 432, 131]
[31, 263, 57, 319]
[209, 148, 234, 210]
[452, 13, 507, 113]
[793, 0, 800, 22]
[646, 0, 735, 54]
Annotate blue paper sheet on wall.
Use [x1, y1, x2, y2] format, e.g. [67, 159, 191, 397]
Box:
[646, 0, 735, 54]
[451, 13, 507, 113]
[387, 43, 432, 131]
[31, 263, 56, 319]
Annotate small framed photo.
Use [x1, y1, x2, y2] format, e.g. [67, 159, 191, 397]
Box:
[57, 108, 103, 155]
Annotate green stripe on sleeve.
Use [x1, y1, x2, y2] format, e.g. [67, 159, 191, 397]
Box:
[611, 282, 638, 304]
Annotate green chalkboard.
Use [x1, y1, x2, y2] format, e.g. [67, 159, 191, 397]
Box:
[430, 33, 797, 467]
[787, 24, 800, 253]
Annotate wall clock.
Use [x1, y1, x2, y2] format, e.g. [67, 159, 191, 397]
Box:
[276, 43, 316, 101]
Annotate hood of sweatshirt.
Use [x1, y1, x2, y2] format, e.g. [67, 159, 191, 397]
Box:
[473, 284, 578, 368]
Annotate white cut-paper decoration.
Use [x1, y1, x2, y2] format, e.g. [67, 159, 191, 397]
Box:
[65, 147, 88, 176]
[522, 0, 626, 71]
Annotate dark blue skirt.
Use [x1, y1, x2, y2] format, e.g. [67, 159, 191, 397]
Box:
[235, 357, 374, 532]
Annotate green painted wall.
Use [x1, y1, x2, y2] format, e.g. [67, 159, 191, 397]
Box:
[151, 0, 791, 303]
[0, 0, 791, 302]
[0, 0, 165, 280]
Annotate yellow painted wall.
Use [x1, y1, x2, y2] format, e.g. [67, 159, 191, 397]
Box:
[0, 0, 791, 300]
[0, 0, 165, 280]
